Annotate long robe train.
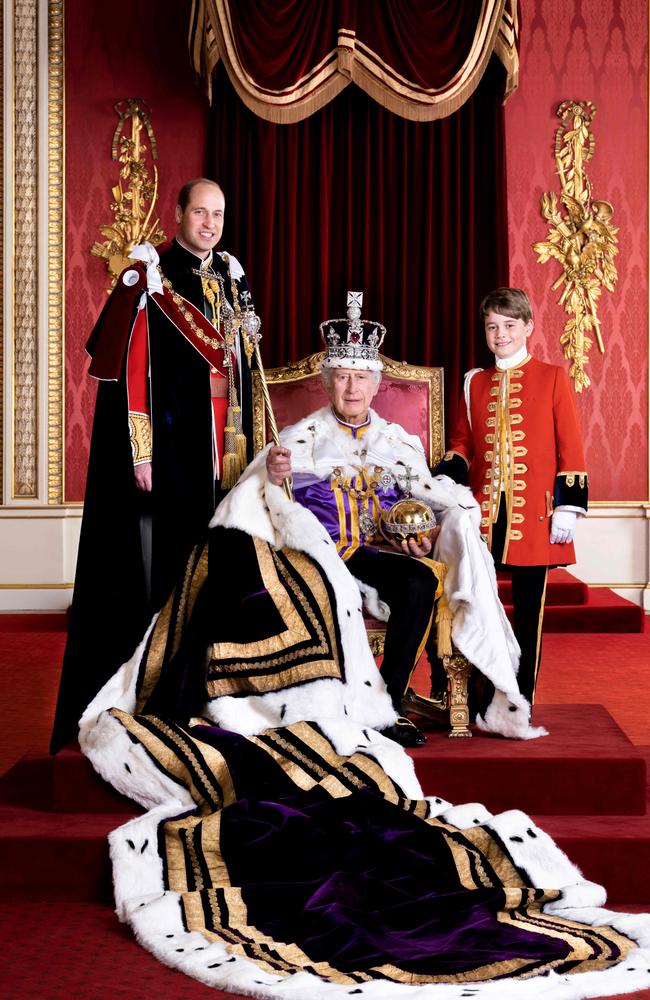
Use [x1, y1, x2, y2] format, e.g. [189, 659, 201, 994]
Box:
[80, 529, 650, 999]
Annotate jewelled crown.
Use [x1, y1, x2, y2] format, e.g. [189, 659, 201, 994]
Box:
[319, 291, 386, 372]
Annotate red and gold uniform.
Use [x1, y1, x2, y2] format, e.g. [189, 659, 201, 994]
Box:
[445, 355, 587, 565]
[438, 353, 588, 706]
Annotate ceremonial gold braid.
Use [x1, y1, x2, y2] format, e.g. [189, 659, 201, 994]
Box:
[202, 273, 221, 332]
[220, 254, 248, 475]
[160, 272, 224, 351]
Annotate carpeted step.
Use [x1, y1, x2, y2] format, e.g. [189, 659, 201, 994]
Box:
[409, 704, 646, 816]
[0, 611, 68, 631]
[533, 811, 650, 904]
[0, 805, 132, 901]
[502, 586, 646, 633]
[498, 568, 588, 606]
[1, 801, 647, 905]
[2, 706, 645, 819]
[0, 748, 138, 815]
[0, 732, 646, 906]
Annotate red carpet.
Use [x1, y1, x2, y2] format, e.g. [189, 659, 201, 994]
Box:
[520, 585, 646, 632]
[498, 568, 588, 606]
[498, 569, 646, 632]
[3, 901, 641, 1000]
[409, 704, 646, 815]
[535, 632, 650, 744]
[0, 580, 648, 999]
[0, 903, 232, 1000]
[0, 622, 66, 774]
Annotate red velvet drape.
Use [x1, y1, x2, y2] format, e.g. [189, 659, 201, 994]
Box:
[223, 0, 489, 92]
[209, 58, 509, 431]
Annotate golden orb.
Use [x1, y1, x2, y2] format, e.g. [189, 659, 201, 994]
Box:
[380, 498, 438, 546]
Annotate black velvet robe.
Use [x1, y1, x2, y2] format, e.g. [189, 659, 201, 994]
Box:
[50, 240, 253, 753]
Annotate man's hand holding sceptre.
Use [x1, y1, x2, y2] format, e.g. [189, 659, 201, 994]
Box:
[267, 445, 292, 487]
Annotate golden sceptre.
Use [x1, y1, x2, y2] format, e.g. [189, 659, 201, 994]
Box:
[240, 305, 293, 501]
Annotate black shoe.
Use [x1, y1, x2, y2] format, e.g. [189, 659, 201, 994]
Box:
[380, 717, 426, 748]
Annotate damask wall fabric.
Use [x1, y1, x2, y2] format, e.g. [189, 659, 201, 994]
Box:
[505, 0, 648, 501]
[64, 0, 207, 502]
[64, 0, 648, 503]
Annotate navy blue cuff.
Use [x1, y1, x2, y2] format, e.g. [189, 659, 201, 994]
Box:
[554, 473, 588, 510]
[434, 452, 469, 485]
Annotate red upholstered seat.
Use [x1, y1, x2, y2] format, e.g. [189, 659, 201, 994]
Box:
[252, 352, 444, 466]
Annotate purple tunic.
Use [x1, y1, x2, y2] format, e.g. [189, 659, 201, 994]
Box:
[292, 417, 403, 559]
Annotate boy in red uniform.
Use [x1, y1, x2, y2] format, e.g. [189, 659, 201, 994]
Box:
[437, 288, 588, 707]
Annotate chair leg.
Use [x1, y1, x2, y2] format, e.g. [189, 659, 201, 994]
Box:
[442, 653, 472, 738]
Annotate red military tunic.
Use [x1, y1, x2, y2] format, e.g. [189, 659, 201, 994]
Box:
[445, 355, 587, 566]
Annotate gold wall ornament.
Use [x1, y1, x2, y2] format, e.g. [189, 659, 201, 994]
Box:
[533, 100, 618, 392]
[91, 98, 166, 284]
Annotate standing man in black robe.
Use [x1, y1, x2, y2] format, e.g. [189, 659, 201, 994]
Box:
[50, 179, 256, 753]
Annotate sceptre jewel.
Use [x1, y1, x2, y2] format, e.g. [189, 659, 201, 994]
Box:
[240, 294, 261, 367]
[239, 295, 292, 501]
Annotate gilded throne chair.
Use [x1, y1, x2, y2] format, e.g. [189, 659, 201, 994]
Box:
[252, 352, 473, 738]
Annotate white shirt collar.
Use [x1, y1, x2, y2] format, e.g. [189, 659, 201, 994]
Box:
[495, 344, 529, 370]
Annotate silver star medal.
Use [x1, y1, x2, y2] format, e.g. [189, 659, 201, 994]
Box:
[375, 468, 396, 493]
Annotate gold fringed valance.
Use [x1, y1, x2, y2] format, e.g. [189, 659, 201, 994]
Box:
[189, 0, 519, 122]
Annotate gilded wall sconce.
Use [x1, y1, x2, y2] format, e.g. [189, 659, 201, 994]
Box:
[91, 98, 166, 285]
[533, 100, 618, 392]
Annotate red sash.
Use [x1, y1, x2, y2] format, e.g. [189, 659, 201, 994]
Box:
[151, 287, 233, 371]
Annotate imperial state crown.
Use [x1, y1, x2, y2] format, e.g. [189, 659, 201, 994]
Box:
[319, 291, 386, 371]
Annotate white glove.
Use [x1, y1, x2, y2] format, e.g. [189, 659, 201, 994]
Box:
[550, 509, 577, 544]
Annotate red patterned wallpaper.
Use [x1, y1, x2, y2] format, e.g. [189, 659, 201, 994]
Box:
[64, 0, 207, 502]
[64, 1, 648, 502]
[504, 0, 648, 501]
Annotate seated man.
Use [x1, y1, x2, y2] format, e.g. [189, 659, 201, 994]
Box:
[253, 293, 543, 745]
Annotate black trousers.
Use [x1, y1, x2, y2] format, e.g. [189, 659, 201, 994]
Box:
[347, 548, 439, 712]
[491, 504, 548, 706]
